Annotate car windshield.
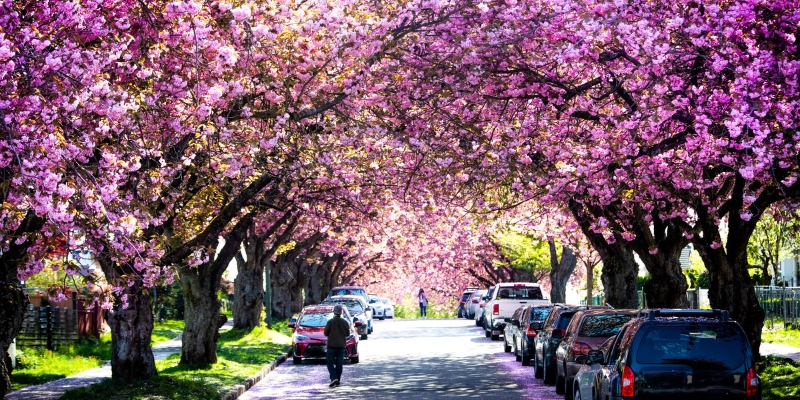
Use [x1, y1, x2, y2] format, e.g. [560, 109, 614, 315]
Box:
[461, 293, 473, 301]
[578, 315, 634, 337]
[636, 324, 746, 370]
[381, 299, 391, 304]
[496, 286, 543, 300]
[298, 312, 334, 327]
[530, 308, 552, 322]
[323, 299, 364, 312]
[330, 288, 366, 297]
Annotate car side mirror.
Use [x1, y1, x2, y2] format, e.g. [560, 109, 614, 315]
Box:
[482, 296, 489, 301]
[575, 355, 589, 364]
[288, 322, 296, 329]
[511, 320, 520, 327]
[587, 350, 604, 364]
[504, 318, 512, 323]
[353, 317, 359, 322]
[355, 321, 363, 327]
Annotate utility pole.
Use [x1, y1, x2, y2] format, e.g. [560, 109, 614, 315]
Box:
[265, 259, 272, 329]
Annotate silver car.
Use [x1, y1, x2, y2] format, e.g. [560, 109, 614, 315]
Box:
[321, 295, 373, 339]
[466, 289, 487, 319]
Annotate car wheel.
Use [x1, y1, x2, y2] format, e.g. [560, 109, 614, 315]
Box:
[503, 337, 512, 352]
[514, 343, 522, 362]
[564, 377, 574, 400]
[475, 318, 481, 326]
[543, 355, 555, 384]
[485, 329, 491, 338]
[556, 372, 565, 394]
[360, 333, 368, 340]
[350, 356, 359, 364]
[534, 349, 544, 378]
[293, 356, 302, 364]
[574, 386, 582, 400]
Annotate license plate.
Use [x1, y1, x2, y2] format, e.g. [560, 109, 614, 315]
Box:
[492, 330, 501, 335]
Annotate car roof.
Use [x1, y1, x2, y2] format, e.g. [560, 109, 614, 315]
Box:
[331, 285, 365, 290]
[495, 282, 541, 287]
[302, 305, 337, 313]
[328, 295, 366, 303]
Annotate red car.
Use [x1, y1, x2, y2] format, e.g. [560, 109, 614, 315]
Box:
[289, 304, 361, 365]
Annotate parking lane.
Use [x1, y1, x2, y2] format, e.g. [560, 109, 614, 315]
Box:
[239, 319, 559, 399]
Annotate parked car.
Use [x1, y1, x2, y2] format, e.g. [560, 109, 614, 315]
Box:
[466, 289, 487, 319]
[533, 305, 609, 384]
[513, 305, 553, 366]
[288, 304, 360, 365]
[458, 287, 480, 318]
[328, 285, 370, 306]
[503, 306, 526, 358]
[368, 294, 386, 320]
[571, 309, 761, 400]
[555, 309, 636, 399]
[321, 295, 372, 339]
[380, 298, 394, 319]
[483, 282, 550, 340]
[475, 287, 495, 327]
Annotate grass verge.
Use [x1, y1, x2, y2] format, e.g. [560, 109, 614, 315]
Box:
[758, 356, 800, 399]
[60, 322, 291, 400]
[762, 324, 800, 348]
[151, 319, 186, 345]
[11, 333, 112, 391]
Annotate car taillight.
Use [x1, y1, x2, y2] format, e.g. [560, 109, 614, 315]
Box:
[526, 326, 537, 337]
[472, 299, 479, 303]
[479, 304, 485, 308]
[493, 304, 499, 315]
[746, 366, 759, 396]
[621, 365, 634, 397]
[572, 341, 591, 355]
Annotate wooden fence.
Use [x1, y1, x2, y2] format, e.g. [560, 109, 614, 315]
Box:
[16, 305, 79, 350]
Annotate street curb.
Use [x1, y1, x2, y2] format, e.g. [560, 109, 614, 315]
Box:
[220, 351, 289, 400]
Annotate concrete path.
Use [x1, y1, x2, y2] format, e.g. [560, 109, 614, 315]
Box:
[7, 320, 233, 400]
[761, 341, 800, 363]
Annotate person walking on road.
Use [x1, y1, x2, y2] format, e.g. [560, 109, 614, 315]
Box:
[418, 289, 428, 319]
[324, 304, 349, 387]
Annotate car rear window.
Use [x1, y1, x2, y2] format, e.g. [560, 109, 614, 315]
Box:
[330, 288, 366, 298]
[578, 315, 633, 337]
[530, 308, 551, 322]
[323, 299, 364, 312]
[636, 324, 746, 370]
[496, 286, 544, 300]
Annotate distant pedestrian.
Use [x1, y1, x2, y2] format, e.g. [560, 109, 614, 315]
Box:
[418, 288, 428, 319]
[324, 304, 349, 387]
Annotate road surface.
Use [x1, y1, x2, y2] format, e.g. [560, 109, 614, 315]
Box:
[239, 318, 558, 399]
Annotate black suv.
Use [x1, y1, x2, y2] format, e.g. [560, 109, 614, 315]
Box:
[571, 309, 761, 400]
[515, 305, 553, 366]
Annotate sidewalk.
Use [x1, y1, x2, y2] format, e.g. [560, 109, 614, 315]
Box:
[761, 341, 800, 363]
[7, 320, 233, 400]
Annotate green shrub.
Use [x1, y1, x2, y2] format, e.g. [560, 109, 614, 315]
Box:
[14, 350, 39, 370]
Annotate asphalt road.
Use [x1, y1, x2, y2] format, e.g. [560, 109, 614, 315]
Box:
[239, 318, 559, 399]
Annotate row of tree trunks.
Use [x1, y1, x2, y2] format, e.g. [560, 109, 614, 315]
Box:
[270, 232, 326, 319]
[548, 241, 577, 303]
[0, 212, 44, 398]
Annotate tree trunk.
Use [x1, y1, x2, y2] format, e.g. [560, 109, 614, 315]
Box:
[233, 251, 263, 330]
[569, 200, 640, 308]
[548, 241, 577, 303]
[638, 248, 690, 308]
[0, 211, 43, 398]
[585, 260, 595, 304]
[106, 288, 157, 382]
[180, 270, 226, 364]
[271, 257, 306, 319]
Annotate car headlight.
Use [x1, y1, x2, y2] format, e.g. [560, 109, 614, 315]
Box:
[293, 334, 309, 341]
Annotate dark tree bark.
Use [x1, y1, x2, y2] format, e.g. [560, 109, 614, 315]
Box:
[0, 211, 44, 398]
[96, 251, 158, 383]
[625, 206, 690, 308]
[233, 212, 295, 330]
[548, 241, 577, 303]
[585, 259, 595, 304]
[270, 232, 325, 319]
[569, 200, 640, 308]
[180, 213, 254, 364]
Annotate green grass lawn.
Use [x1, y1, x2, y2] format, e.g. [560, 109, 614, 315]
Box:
[759, 356, 800, 399]
[11, 320, 185, 392]
[60, 322, 292, 400]
[151, 319, 186, 345]
[762, 324, 800, 348]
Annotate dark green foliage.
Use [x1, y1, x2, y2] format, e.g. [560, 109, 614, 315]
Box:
[636, 274, 651, 290]
[152, 283, 184, 320]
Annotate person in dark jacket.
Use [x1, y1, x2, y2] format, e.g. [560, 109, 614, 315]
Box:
[324, 304, 350, 387]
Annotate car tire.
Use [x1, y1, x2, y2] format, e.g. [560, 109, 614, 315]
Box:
[360, 333, 368, 340]
[485, 329, 491, 338]
[564, 377, 574, 400]
[293, 356, 301, 365]
[543, 356, 555, 384]
[504, 337, 512, 352]
[534, 349, 544, 378]
[350, 356, 359, 364]
[574, 387, 582, 400]
[514, 343, 522, 362]
[475, 318, 481, 326]
[556, 372, 565, 394]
